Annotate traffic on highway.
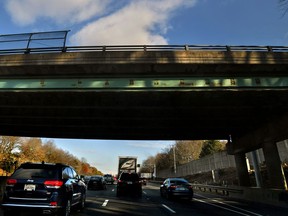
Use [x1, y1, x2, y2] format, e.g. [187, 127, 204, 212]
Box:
[65, 181, 288, 216]
[1, 181, 287, 216]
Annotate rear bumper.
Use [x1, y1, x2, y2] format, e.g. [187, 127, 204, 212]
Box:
[2, 203, 61, 208]
[170, 191, 193, 197]
[1, 204, 62, 215]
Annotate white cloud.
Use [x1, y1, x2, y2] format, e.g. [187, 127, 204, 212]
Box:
[5, 0, 111, 26]
[70, 0, 197, 45]
[4, 0, 197, 45]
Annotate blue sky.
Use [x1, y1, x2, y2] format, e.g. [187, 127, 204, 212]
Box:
[1, 0, 288, 174]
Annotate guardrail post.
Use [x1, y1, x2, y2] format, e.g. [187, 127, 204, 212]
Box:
[267, 46, 273, 52]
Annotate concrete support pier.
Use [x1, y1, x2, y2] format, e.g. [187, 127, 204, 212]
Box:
[234, 153, 251, 187]
[262, 141, 287, 190]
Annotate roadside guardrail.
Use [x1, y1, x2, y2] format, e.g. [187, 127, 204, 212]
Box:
[192, 184, 243, 196]
[1, 30, 288, 55]
[149, 180, 287, 208]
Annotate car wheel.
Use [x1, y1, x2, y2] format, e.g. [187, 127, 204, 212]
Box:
[3, 209, 18, 216]
[59, 199, 71, 216]
[77, 193, 86, 210]
[116, 189, 121, 197]
[165, 191, 171, 200]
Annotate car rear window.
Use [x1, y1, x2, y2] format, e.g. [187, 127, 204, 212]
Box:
[120, 173, 139, 181]
[90, 176, 101, 180]
[12, 167, 58, 179]
[170, 179, 188, 185]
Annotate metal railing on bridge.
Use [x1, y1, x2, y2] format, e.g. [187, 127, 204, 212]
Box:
[1, 30, 288, 54]
[0, 30, 69, 54]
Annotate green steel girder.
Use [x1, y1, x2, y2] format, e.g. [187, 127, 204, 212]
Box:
[0, 77, 288, 90]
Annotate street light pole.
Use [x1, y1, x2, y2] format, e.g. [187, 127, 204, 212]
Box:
[173, 145, 176, 174]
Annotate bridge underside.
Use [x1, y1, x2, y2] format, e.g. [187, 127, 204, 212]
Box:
[0, 89, 288, 141]
[1, 50, 288, 147]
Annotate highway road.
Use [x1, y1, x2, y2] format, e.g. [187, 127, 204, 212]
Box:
[0, 182, 287, 216]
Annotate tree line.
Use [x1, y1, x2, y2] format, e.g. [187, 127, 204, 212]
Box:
[0, 136, 102, 176]
[140, 140, 226, 174]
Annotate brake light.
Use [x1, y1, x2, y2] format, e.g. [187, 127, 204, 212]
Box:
[44, 180, 63, 189]
[6, 179, 17, 186]
[50, 201, 58, 206]
[170, 185, 177, 189]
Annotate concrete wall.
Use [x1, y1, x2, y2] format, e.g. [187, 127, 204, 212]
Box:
[157, 151, 236, 178]
[157, 140, 288, 178]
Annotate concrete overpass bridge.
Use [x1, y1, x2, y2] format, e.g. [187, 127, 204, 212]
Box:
[0, 31, 287, 190]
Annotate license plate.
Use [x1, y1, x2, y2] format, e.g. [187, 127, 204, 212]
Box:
[177, 187, 187, 191]
[24, 184, 36, 191]
[127, 181, 133, 184]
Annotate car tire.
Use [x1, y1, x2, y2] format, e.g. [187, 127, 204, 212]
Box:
[59, 199, 71, 216]
[165, 191, 171, 200]
[77, 193, 86, 210]
[3, 209, 18, 216]
[116, 189, 121, 197]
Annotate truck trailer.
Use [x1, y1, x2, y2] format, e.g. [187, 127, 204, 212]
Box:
[118, 156, 138, 176]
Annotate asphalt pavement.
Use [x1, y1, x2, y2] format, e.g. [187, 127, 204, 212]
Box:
[0, 182, 287, 216]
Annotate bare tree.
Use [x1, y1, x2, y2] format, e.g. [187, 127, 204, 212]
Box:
[140, 156, 155, 173]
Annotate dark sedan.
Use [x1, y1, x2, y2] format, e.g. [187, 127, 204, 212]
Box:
[160, 178, 193, 200]
[87, 175, 107, 190]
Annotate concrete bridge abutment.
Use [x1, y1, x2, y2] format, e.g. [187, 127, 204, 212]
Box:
[228, 113, 288, 190]
[232, 140, 287, 190]
[262, 140, 287, 190]
[234, 153, 251, 187]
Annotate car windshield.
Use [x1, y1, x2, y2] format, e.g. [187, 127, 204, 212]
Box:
[12, 167, 58, 179]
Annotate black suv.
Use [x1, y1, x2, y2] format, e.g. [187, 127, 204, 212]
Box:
[116, 172, 142, 197]
[1, 162, 86, 216]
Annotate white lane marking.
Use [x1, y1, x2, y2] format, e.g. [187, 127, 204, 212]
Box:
[112, 189, 115, 192]
[195, 194, 263, 216]
[102, 199, 109, 207]
[162, 204, 176, 214]
[143, 191, 147, 195]
[194, 198, 250, 216]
